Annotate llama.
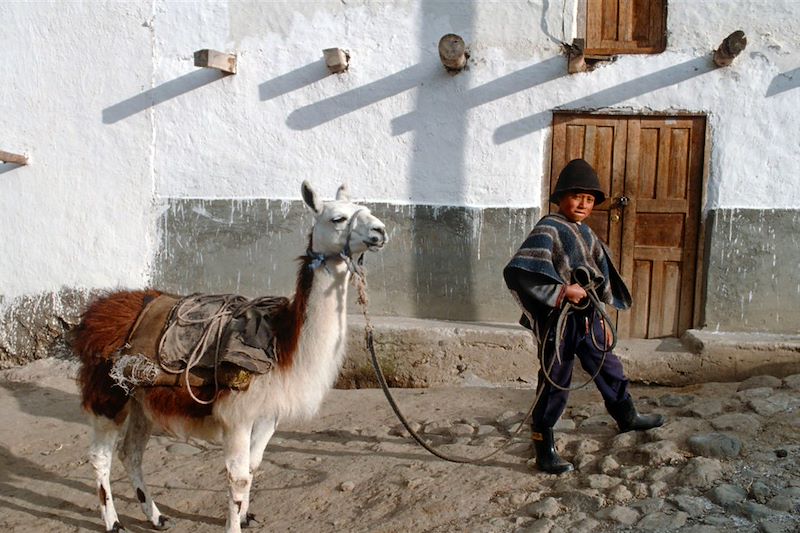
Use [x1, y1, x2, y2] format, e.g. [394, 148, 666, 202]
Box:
[72, 181, 387, 533]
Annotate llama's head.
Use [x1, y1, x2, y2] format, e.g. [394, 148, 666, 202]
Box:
[302, 181, 387, 258]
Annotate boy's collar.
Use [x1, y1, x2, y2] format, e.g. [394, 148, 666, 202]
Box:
[552, 212, 582, 224]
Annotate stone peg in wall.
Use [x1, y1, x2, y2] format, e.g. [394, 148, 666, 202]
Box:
[713, 31, 747, 67]
[438, 33, 468, 73]
[323, 48, 350, 74]
[0, 150, 28, 166]
[193, 49, 237, 75]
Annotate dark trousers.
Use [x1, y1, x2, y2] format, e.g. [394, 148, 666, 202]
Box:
[531, 310, 630, 430]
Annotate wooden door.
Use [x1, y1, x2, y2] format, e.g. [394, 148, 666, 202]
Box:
[550, 113, 705, 338]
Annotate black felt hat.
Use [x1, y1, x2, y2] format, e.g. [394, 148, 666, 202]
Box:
[549, 159, 606, 204]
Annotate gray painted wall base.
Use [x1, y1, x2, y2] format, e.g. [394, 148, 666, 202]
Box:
[154, 198, 539, 323]
[0, 288, 89, 368]
[704, 208, 800, 334]
[3, 206, 798, 367]
[157, 202, 800, 333]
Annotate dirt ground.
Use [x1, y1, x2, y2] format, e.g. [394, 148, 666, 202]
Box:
[1, 358, 798, 533]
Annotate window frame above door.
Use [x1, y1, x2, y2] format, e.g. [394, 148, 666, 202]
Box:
[577, 0, 668, 57]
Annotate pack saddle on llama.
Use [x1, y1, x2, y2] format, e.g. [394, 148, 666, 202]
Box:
[72, 181, 387, 532]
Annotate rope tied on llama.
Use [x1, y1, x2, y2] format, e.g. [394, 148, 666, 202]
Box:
[109, 293, 288, 402]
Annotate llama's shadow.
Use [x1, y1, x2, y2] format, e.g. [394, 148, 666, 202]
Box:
[0, 444, 101, 530]
[0, 442, 225, 531]
[0, 378, 226, 530]
[0, 378, 86, 425]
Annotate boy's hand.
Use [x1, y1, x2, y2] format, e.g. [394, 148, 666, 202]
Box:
[564, 283, 587, 304]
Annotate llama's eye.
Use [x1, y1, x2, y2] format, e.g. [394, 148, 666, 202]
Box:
[331, 216, 347, 224]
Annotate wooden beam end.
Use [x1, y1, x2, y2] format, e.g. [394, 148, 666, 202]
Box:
[566, 38, 587, 74]
[194, 49, 237, 74]
[438, 33, 467, 72]
[0, 150, 29, 166]
[713, 31, 747, 68]
[323, 48, 350, 74]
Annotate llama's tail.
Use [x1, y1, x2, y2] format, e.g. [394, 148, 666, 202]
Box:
[72, 289, 161, 417]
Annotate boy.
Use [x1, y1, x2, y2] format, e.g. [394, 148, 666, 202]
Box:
[504, 158, 665, 475]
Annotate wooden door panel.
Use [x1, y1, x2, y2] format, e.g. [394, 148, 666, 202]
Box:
[667, 128, 691, 198]
[626, 117, 704, 338]
[551, 113, 704, 339]
[637, 198, 689, 212]
[565, 125, 586, 162]
[630, 260, 651, 338]
[637, 128, 660, 198]
[658, 262, 682, 337]
[634, 247, 684, 262]
[642, 260, 682, 338]
[636, 212, 685, 248]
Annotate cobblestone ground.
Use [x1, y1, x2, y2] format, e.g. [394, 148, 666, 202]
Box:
[0, 359, 798, 532]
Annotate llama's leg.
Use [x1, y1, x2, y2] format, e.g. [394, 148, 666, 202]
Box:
[89, 416, 124, 532]
[249, 417, 277, 472]
[118, 402, 171, 530]
[223, 426, 252, 533]
[237, 417, 277, 528]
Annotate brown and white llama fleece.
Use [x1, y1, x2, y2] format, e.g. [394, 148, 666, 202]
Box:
[72, 182, 387, 533]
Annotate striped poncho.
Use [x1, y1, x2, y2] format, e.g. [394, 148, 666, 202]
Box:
[504, 213, 631, 320]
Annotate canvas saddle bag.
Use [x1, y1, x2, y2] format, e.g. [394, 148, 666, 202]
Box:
[120, 293, 286, 390]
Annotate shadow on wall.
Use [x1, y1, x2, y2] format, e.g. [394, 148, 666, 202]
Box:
[102, 69, 225, 124]
[285, 62, 438, 130]
[494, 55, 717, 144]
[0, 163, 24, 175]
[259, 59, 329, 101]
[391, 56, 566, 134]
[283, 55, 567, 134]
[766, 67, 799, 97]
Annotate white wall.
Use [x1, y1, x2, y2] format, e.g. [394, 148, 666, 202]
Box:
[2, 0, 799, 301]
[1, 3, 155, 301]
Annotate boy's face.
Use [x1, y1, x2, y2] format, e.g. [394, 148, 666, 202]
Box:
[558, 191, 595, 223]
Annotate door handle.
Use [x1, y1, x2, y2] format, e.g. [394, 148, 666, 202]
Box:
[613, 196, 630, 209]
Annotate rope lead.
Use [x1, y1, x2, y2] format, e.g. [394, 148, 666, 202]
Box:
[358, 265, 616, 465]
[355, 268, 540, 465]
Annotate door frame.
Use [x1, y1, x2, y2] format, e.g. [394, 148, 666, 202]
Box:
[546, 110, 711, 334]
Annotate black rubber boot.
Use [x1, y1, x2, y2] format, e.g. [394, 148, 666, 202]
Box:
[606, 396, 665, 433]
[531, 428, 574, 475]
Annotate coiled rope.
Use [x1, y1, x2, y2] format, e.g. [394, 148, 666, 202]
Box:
[156, 295, 243, 405]
[536, 266, 617, 393]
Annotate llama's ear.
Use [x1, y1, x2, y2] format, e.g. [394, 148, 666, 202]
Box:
[301, 181, 322, 213]
[335, 184, 349, 202]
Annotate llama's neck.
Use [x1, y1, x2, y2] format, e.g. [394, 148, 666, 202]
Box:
[301, 258, 350, 345]
[279, 256, 350, 415]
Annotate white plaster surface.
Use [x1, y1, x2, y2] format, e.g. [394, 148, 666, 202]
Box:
[2, 0, 800, 300]
[1, 3, 155, 301]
